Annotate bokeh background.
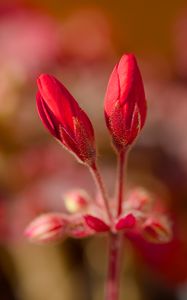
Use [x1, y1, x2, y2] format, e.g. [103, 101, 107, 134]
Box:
[0, 0, 187, 299]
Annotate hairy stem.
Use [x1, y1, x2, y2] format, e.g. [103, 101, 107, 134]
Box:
[105, 233, 122, 300]
[105, 149, 128, 300]
[90, 163, 113, 223]
[117, 150, 127, 217]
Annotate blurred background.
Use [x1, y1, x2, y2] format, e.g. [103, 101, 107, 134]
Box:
[0, 0, 187, 299]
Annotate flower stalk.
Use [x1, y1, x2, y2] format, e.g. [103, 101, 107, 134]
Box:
[105, 233, 122, 300]
[90, 163, 113, 224]
[104, 151, 128, 300]
[116, 150, 127, 217]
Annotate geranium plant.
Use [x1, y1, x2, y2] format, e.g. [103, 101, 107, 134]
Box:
[25, 54, 172, 300]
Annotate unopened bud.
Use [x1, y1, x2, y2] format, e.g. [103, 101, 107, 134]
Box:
[104, 54, 147, 151]
[25, 213, 67, 244]
[63, 190, 90, 214]
[125, 188, 153, 212]
[142, 216, 172, 244]
[37, 74, 96, 166]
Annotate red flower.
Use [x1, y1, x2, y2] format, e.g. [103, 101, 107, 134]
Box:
[104, 54, 147, 151]
[36, 74, 96, 166]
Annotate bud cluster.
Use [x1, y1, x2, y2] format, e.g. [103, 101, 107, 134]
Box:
[25, 54, 172, 247]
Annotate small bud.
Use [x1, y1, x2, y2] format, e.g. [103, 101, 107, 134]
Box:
[115, 213, 136, 231]
[125, 188, 153, 212]
[63, 189, 90, 214]
[84, 215, 110, 232]
[67, 215, 94, 238]
[25, 213, 67, 244]
[142, 216, 172, 244]
[104, 54, 147, 151]
[37, 74, 96, 166]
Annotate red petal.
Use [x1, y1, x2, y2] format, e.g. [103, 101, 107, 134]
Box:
[115, 213, 136, 231]
[84, 215, 110, 232]
[37, 74, 77, 131]
[36, 92, 59, 139]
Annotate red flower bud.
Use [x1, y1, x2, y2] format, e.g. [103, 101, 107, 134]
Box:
[37, 74, 96, 165]
[125, 188, 154, 212]
[142, 216, 172, 244]
[63, 189, 90, 214]
[104, 54, 147, 151]
[24, 213, 68, 244]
